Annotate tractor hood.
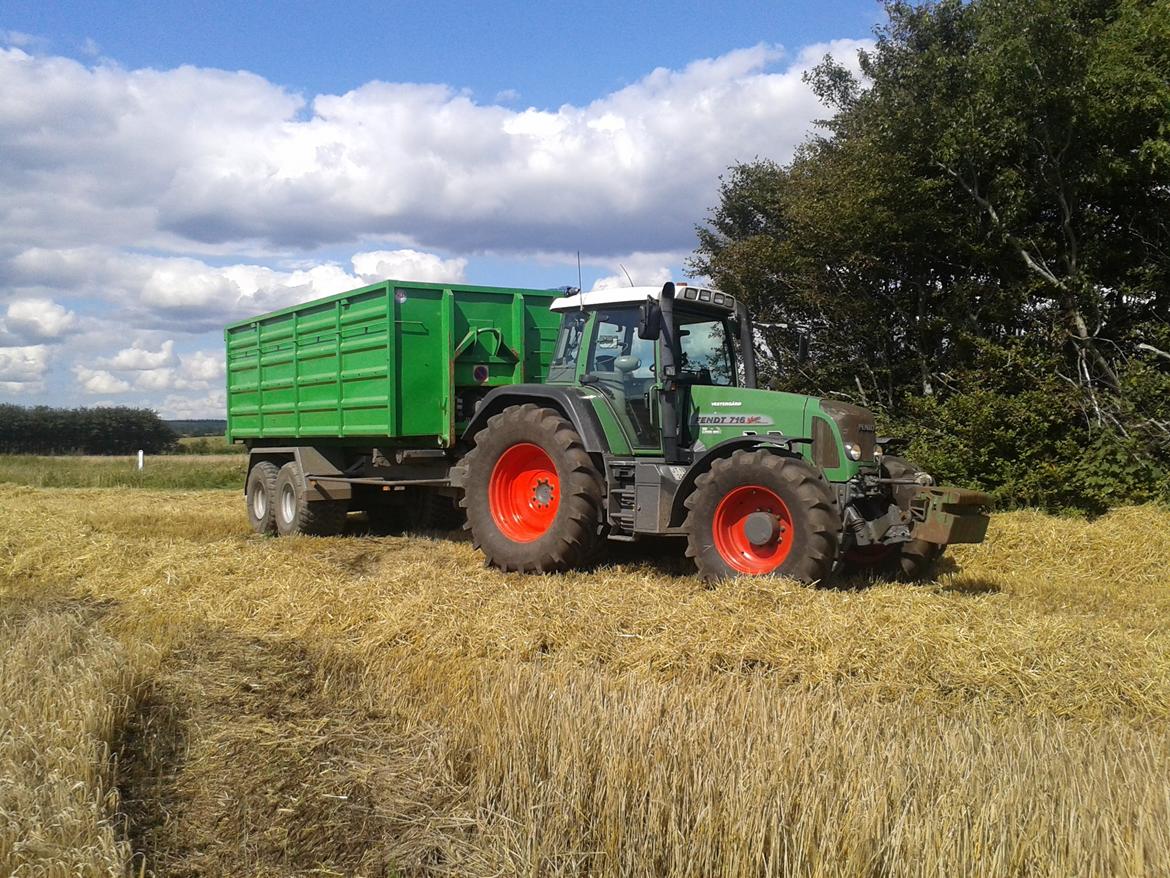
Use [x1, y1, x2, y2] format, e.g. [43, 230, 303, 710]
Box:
[686, 385, 877, 480]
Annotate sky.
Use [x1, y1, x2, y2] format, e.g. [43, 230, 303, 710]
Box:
[0, 1, 880, 418]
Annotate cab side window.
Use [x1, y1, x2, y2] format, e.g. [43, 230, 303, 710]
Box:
[586, 311, 655, 378]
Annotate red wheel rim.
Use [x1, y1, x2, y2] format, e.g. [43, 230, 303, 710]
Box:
[489, 442, 560, 542]
[712, 485, 794, 575]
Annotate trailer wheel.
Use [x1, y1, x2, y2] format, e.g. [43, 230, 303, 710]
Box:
[419, 490, 465, 531]
[462, 404, 603, 573]
[274, 460, 349, 537]
[245, 460, 280, 535]
[685, 450, 840, 583]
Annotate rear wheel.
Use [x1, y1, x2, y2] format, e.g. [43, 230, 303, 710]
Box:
[274, 460, 349, 536]
[685, 450, 841, 582]
[462, 404, 603, 573]
[245, 461, 279, 535]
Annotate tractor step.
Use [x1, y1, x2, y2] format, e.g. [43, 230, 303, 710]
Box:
[605, 460, 637, 534]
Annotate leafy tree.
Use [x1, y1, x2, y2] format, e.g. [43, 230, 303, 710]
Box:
[693, 0, 1170, 511]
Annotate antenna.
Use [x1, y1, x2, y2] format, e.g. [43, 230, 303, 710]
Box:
[577, 251, 583, 293]
[619, 263, 635, 287]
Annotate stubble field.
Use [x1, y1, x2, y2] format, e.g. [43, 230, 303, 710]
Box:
[1, 471, 1168, 877]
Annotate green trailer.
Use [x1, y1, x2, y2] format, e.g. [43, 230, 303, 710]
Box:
[227, 279, 989, 581]
[226, 280, 562, 448]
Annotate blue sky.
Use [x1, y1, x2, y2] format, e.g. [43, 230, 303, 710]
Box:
[0, 1, 880, 416]
[4, 1, 881, 105]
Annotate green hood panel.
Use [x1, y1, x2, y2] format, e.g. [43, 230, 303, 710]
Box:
[686, 385, 870, 482]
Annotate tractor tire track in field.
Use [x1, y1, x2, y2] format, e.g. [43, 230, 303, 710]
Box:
[115, 626, 494, 877]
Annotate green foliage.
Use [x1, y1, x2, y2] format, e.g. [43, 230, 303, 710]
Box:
[0, 405, 178, 455]
[694, 0, 1170, 512]
[166, 419, 227, 437]
[175, 435, 244, 455]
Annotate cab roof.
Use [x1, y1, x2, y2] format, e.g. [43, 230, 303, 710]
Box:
[549, 282, 736, 312]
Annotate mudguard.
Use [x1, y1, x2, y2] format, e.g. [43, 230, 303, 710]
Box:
[460, 385, 609, 454]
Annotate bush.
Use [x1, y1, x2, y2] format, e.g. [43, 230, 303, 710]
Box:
[0, 405, 177, 455]
[883, 342, 1170, 514]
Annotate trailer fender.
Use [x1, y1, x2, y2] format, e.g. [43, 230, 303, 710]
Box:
[667, 435, 809, 529]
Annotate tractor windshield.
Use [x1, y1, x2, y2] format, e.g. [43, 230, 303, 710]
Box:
[677, 312, 737, 386]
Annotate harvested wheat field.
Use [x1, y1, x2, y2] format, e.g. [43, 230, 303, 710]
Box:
[1, 484, 1168, 877]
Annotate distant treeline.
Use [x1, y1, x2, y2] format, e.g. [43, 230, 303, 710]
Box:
[166, 419, 226, 437]
[0, 405, 177, 455]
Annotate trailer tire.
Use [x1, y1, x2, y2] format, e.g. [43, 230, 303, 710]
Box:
[685, 450, 840, 583]
[274, 460, 349, 537]
[245, 460, 280, 535]
[461, 404, 603, 573]
[419, 490, 465, 531]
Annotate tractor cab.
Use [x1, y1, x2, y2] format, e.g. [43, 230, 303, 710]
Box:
[548, 282, 760, 456]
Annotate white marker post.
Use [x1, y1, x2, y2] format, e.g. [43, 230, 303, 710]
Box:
[137, 449, 144, 470]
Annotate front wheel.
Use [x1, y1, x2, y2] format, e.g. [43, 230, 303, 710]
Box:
[461, 404, 604, 573]
[684, 450, 841, 582]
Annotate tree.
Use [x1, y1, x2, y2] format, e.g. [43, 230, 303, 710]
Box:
[692, 0, 1170, 511]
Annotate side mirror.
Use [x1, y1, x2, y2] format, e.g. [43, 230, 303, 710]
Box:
[637, 298, 662, 340]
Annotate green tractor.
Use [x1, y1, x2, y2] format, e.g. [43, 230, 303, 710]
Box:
[229, 280, 989, 580]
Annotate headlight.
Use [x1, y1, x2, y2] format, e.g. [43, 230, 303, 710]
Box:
[845, 442, 862, 461]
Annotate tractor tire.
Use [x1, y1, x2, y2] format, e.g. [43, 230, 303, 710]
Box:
[274, 460, 349, 537]
[684, 450, 841, 583]
[897, 538, 945, 581]
[881, 455, 945, 581]
[461, 404, 604, 573]
[245, 460, 279, 535]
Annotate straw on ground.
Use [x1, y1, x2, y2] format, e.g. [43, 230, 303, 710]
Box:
[0, 484, 1167, 876]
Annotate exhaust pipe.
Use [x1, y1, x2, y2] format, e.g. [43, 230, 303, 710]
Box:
[659, 282, 681, 463]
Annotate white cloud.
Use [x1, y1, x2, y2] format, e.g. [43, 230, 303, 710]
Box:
[2, 298, 77, 340]
[104, 339, 177, 370]
[158, 389, 226, 420]
[0, 38, 871, 415]
[0, 346, 48, 383]
[0, 40, 869, 256]
[73, 365, 130, 394]
[133, 368, 177, 391]
[591, 252, 680, 291]
[3, 246, 468, 331]
[0, 31, 39, 48]
[133, 348, 227, 392]
[350, 249, 467, 284]
[180, 349, 225, 382]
